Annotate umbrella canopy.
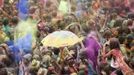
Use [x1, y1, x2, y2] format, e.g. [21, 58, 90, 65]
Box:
[41, 30, 83, 48]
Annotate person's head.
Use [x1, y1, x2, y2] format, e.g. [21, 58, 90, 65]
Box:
[30, 59, 40, 70]
[47, 66, 55, 74]
[118, 36, 126, 44]
[117, 27, 124, 36]
[109, 38, 120, 50]
[61, 65, 70, 74]
[110, 13, 117, 20]
[79, 51, 88, 60]
[11, 16, 18, 26]
[126, 34, 133, 44]
[82, 24, 90, 35]
[113, 19, 123, 27]
[123, 27, 131, 35]
[2, 18, 9, 26]
[23, 59, 29, 66]
[46, 1, 52, 7]
[88, 31, 99, 41]
[103, 30, 112, 40]
[51, 11, 57, 18]
[126, 34, 134, 49]
[23, 54, 32, 66]
[63, 15, 75, 25]
[42, 54, 51, 65]
[71, 5, 76, 12]
[43, 15, 52, 22]
[69, 13, 78, 22]
[86, 19, 96, 31]
[52, 48, 60, 55]
[127, 19, 133, 26]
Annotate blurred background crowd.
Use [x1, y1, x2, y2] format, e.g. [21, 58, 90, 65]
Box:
[0, 0, 134, 75]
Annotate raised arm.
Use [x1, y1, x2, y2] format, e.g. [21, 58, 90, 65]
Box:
[103, 50, 113, 59]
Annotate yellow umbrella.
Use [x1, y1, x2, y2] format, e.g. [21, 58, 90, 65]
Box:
[41, 30, 83, 48]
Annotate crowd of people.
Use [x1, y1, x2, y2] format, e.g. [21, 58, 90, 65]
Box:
[0, 0, 134, 75]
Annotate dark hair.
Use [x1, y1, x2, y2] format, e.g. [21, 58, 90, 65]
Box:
[118, 36, 126, 44]
[79, 51, 88, 59]
[46, 1, 52, 7]
[117, 27, 123, 35]
[126, 34, 133, 43]
[61, 66, 70, 75]
[109, 38, 120, 50]
[82, 25, 90, 35]
[116, 69, 123, 75]
[113, 19, 123, 27]
[123, 27, 131, 35]
[11, 17, 18, 25]
[53, 48, 60, 55]
[103, 30, 112, 39]
[110, 13, 117, 20]
[2, 18, 9, 25]
[127, 19, 133, 26]
[126, 34, 134, 49]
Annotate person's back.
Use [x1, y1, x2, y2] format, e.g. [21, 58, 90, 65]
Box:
[112, 50, 124, 63]
[111, 49, 134, 75]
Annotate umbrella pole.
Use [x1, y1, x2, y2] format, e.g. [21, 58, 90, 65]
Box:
[76, 46, 79, 62]
[60, 47, 64, 63]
